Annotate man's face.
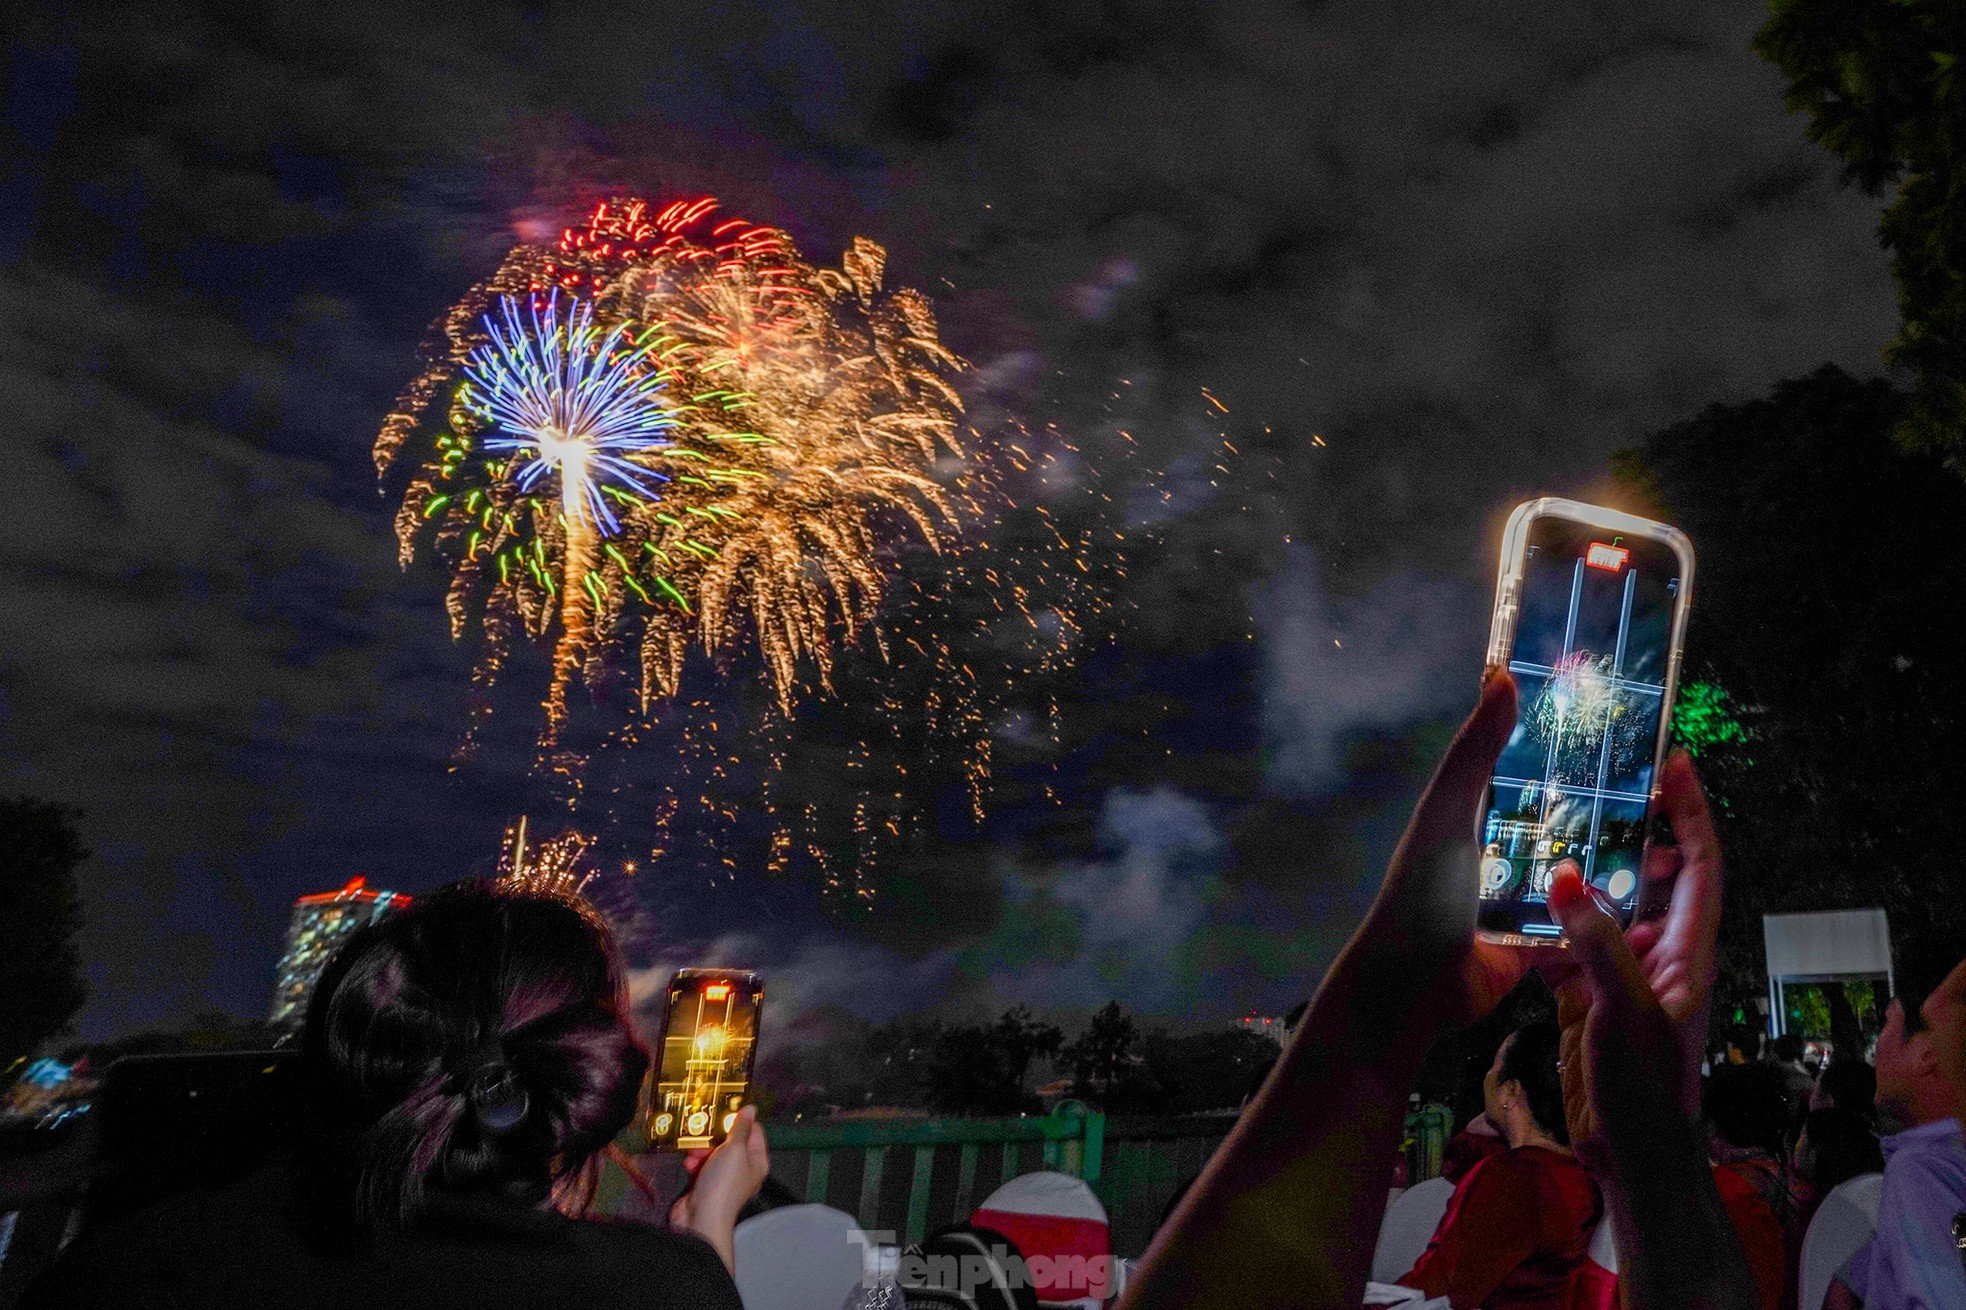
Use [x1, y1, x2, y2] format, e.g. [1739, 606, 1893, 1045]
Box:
[1919, 958, 1966, 1099]
[1874, 998, 1931, 1116]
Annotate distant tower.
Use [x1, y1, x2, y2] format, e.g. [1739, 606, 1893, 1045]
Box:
[266, 876, 408, 1035]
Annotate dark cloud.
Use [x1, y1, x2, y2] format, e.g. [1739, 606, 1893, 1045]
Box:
[1, 0, 1898, 1037]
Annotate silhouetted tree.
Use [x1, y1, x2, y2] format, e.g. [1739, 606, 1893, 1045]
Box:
[1063, 1001, 1168, 1111]
[1613, 365, 1966, 1022]
[924, 1005, 1063, 1115]
[1139, 1027, 1276, 1113]
[1, 796, 89, 1068]
[1756, 1, 1966, 461]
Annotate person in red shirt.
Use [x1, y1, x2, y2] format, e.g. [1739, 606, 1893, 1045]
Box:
[1704, 1062, 1806, 1310]
[1709, 1162, 1788, 1310]
[1399, 1021, 1602, 1310]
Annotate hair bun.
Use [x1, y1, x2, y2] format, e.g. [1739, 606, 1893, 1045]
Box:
[447, 1039, 530, 1135]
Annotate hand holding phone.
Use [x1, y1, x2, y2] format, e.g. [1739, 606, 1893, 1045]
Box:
[1478, 499, 1694, 946]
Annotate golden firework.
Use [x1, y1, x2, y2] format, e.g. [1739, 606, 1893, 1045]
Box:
[377, 198, 965, 744]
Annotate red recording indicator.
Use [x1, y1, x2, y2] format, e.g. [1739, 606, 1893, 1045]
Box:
[702, 982, 731, 1001]
[1585, 542, 1629, 572]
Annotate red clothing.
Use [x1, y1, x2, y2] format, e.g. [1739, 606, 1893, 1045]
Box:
[1399, 1146, 1602, 1310]
[1442, 1126, 1511, 1185]
[1711, 1162, 1792, 1310]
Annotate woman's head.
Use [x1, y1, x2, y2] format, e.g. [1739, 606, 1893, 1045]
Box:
[1811, 1055, 1876, 1121]
[300, 883, 647, 1234]
[1702, 1063, 1791, 1159]
[1792, 1106, 1883, 1193]
[1483, 1021, 1567, 1146]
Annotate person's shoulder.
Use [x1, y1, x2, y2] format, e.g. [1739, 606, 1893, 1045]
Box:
[1880, 1122, 1966, 1197]
[563, 1217, 741, 1298]
[1509, 1147, 1600, 1216]
[1504, 1145, 1591, 1184]
[1456, 1146, 1556, 1198]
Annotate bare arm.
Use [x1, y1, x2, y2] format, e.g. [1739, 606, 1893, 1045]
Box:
[1547, 757, 1758, 1310]
[1119, 674, 1528, 1310]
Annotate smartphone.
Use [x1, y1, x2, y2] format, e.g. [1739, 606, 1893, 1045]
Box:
[1478, 499, 1694, 946]
[644, 968, 763, 1150]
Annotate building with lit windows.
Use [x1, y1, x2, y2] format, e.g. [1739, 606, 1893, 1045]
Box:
[265, 876, 408, 1034]
[1238, 1014, 1288, 1042]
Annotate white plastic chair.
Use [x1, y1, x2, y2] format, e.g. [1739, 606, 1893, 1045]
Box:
[1369, 1175, 1454, 1283]
[972, 1170, 1113, 1307]
[732, 1203, 870, 1310]
[1586, 1218, 1618, 1274]
[1798, 1173, 1884, 1310]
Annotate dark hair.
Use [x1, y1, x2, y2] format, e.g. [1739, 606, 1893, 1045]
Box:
[1769, 1033, 1805, 1064]
[1815, 1056, 1876, 1120]
[1795, 1107, 1883, 1193]
[1726, 1021, 1764, 1062]
[1892, 938, 1966, 1037]
[298, 883, 648, 1236]
[1704, 1063, 1791, 1159]
[1498, 1021, 1567, 1145]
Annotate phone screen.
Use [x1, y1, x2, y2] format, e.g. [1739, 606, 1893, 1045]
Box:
[645, 968, 763, 1150]
[1479, 513, 1686, 943]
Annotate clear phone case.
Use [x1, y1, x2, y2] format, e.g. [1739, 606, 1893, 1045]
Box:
[1478, 498, 1695, 947]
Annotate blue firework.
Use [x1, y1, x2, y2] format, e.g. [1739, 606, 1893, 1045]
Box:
[462, 291, 676, 534]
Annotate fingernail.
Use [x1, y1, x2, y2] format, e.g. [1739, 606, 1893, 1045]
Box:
[1548, 867, 1588, 919]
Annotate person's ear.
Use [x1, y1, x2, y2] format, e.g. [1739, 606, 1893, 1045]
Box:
[1904, 1028, 1940, 1077]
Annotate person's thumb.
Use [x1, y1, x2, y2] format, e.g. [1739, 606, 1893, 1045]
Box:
[1549, 865, 1649, 1016]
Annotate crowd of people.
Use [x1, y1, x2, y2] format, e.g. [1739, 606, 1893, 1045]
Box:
[10, 669, 1966, 1310]
[1390, 983, 1916, 1310]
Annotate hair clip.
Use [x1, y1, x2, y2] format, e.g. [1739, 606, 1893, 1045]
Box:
[469, 1068, 530, 1134]
[446, 1039, 530, 1134]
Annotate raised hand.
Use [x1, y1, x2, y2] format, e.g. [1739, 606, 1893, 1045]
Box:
[1547, 749, 1723, 1127]
[1548, 856, 1756, 1310]
[1354, 669, 1533, 1022]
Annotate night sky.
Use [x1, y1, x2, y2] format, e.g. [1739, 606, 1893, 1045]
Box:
[4, 1, 1896, 1042]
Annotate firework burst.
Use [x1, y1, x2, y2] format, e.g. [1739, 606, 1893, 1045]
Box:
[463, 291, 676, 534]
[597, 230, 966, 711]
[378, 195, 1118, 901]
[451, 291, 682, 735]
[494, 815, 598, 901]
[1526, 651, 1649, 788]
[379, 196, 964, 747]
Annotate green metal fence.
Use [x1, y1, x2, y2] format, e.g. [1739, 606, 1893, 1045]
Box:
[764, 1101, 1105, 1246]
[599, 1100, 1453, 1257]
